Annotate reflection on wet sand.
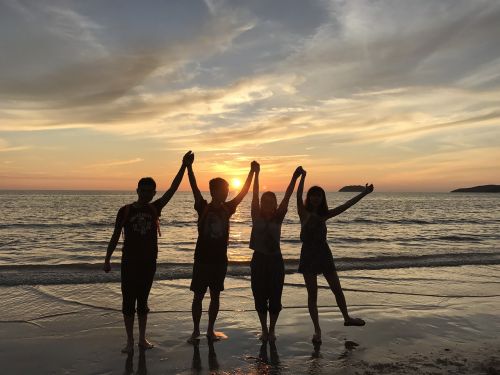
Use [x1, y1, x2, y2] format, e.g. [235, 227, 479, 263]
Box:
[123, 348, 148, 375]
[191, 339, 220, 374]
[252, 341, 282, 374]
[308, 341, 322, 374]
[339, 340, 359, 360]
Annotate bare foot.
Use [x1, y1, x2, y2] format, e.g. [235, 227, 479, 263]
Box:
[259, 331, 269, 342]
[121, 340, 134, 354]
[206, 331, 227, 341]
[187, 330, 201, 344]
[344, 317, 365, 326]
[138, 339, 154, 350]
[312, 331, 322, 344]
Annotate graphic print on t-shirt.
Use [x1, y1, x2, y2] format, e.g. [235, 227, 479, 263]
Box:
[203, 211, 227, 240]
[130, 212, 153, 236]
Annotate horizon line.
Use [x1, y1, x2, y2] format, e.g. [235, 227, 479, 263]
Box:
[0, 188, 480, 193]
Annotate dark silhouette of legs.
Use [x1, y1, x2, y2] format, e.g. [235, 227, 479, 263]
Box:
[268, 312, 279, 342]
[324, 269, 365, 326]
[190, 292, 204, 342]
[207, 289, 220, 339]
[122, 314, 135, 353]
[257, 311, 269, 340]
[137, 313, 154, 349]
[303, 273, 321, 342]
[323, 269, 349, 320]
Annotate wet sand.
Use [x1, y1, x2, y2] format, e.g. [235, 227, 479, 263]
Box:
[1, 265, 500, 374]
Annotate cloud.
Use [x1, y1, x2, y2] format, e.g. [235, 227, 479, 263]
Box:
[1, 1, 499, 190]
[85, 158, 144, 168]
[286, 0, 500, 95]
[0, 1, 254, 115]
[0, 146, 30, 152]
[0, 138, 30, 152]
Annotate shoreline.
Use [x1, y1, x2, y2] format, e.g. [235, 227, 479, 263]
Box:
[2, 265, 500, 374]
[1, 252, 499, 286]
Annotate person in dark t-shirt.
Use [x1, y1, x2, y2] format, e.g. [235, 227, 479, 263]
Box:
[103, 151, 191, 354]
[185, 152, 258, 342]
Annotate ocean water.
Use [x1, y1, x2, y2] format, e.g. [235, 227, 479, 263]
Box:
[0, 191, 499, 285]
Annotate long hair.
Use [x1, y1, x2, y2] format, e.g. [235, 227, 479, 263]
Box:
[305, 186, 328, 216]
[261, 191, 278, 214]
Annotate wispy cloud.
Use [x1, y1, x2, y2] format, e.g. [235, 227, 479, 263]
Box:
[0, 146, 30, 152]
[1, 0, 499, 190]
[85, 158, 144, 168]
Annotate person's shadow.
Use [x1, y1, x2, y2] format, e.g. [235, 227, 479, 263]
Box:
[191, 340, 202, 374]
[307, 341, 322, 375]
[208, 339, 220, 371]
[256, 342, 281, 374]
[123, 348, 148, 375]
[338, 340, 359, 360]
[124, 353, 133, 375]
[191, 339, 220, 374]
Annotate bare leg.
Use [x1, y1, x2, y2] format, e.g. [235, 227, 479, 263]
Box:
[207, 289, 220, 339]
[122, 314, 135, 353]
[138, 313, 154, 349]
[190, 292, 204, 342]
[268, 312, 279, 342]
[324, 270, 365, 326]
[257, 311, 269, 341]
[303, 273, 321, 342]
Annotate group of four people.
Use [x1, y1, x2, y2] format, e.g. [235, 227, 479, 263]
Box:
[104, 151, 374, 353]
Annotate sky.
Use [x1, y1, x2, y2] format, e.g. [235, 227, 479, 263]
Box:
[1, 0, 499, 192]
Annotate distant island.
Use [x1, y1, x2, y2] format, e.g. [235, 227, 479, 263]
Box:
[451, 185, 500, 193]
[339, 185, 365, 192]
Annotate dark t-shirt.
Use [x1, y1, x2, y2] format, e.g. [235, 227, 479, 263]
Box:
[118, 200, 163, 261]
[194, 199, 237, 264]
[249, 208, 287, 255]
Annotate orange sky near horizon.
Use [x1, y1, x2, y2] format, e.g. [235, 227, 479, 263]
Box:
[1, 1, 499, 192]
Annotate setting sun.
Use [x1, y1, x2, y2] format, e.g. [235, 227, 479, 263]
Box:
[231, 178, 242, 189]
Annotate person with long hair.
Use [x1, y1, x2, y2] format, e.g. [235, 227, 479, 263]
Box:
[296, 170, 374, 343]
[250, 163, 303, 341]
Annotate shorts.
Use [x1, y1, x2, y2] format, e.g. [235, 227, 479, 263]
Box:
[190, 261, 228, 294]
[251, 251, 285, 314]
[121, 257, 156, 316]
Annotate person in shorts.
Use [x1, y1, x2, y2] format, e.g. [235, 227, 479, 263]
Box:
[103, 151, 191, 353]
[185, 152, 258, 341]
[250, 163, 303, 342]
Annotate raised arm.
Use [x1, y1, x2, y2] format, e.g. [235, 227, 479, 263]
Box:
[186, 152, 204, 204]
[228, 161, 257, 207]
[326, 183, 374, 219]
[296, 168, 307, 218]
[278, 166, 303, 213]
[103, 208, 125, 272]
[251, 161, 260, 220]
[156, 151, 191, 209]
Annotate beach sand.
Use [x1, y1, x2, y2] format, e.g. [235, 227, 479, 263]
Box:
[2, 265, 500, 374]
